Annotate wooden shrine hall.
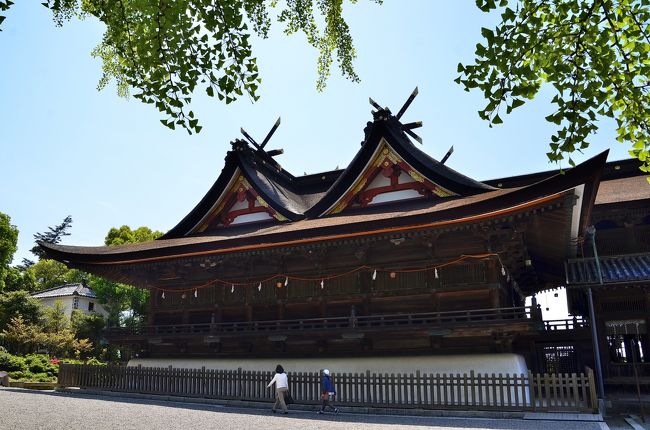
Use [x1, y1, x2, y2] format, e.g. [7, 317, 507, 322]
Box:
[42, 90, 650, 381]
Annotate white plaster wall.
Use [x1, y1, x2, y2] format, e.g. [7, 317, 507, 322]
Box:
[38, 297, 75, 317]
[36, 296, 109, 319]
[77, 296, 109, 319]
[129, 353, 528, 375]
[129, 354, 530, 403]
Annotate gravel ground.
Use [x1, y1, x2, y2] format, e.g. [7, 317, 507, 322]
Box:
[0, 388, 611, 430]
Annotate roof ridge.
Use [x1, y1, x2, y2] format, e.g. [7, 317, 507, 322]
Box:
[31, 282, 83, 294]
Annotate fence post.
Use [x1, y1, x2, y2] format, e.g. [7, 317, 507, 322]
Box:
[416, 370, 422, 407]
[238, 367, 243, 400]
[365, 370, 371, 404]
[528, 371, 536, 411]
[586, 367, 598, 413]
[56, 364, 64, 388]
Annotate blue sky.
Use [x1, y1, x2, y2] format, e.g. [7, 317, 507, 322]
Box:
[0, 1, 630, 267]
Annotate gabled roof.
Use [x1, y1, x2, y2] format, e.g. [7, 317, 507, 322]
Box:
[305, 110, 495, 217]
[163, 104, 498, 238]
[40, 149, 608, 268]
[30, 283, 97, 299]
[162, 141, 325, 238]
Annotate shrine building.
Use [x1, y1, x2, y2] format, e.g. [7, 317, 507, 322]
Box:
[42, 92, 650, 384]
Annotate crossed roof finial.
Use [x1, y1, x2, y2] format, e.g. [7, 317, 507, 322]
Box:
[369, 87, 423, 144]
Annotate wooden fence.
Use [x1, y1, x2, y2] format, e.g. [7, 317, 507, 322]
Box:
[57, 364, 598, 413]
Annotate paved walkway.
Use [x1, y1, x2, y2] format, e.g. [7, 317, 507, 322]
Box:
[0, 388, 612, 430]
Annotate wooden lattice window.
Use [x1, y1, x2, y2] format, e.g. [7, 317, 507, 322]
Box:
[286, 279, 318, 300]
[156, 290, 182, 308]
[223, 285, 246, 305]
[373, 271, 428, 292]
[324, 276, 360, 296]
[439, 263, 487, 286]
[189, 287, 214, 306]
[250, 283, 278, 303]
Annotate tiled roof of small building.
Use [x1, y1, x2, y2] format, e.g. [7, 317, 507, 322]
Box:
[30, 283, 97, 299]
[565, 253, 650, 285]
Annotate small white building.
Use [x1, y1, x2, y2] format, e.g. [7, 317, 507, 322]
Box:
[30, 283, 109, 319]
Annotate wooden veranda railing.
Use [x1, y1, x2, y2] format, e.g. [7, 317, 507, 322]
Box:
[105, 306, 536, 340]
[57, 364, 598, 413]
[542, 317, 589, 331]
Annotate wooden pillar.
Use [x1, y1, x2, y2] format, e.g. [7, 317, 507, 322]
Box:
[643, 290, 650, 360]
[277, 302, 285, 320]
[489, 287, 501, 308]
[245, 287, 253, 321]
[486, 259, 499, 283]
[147, 291, 156, 325]
[358, 272, 371, 316]
[320, 299, 327, 318]
[431, 292, 439, 312]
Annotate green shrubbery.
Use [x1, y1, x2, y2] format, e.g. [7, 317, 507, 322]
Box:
[0, 352, 58, 381]
[0, 351, 105, 382]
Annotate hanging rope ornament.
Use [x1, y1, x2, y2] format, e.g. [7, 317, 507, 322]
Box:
[148, 253, 505, 297]
[434, 268, 439, 279]
[320, 279, 324, 289]
[258, 282, 262, 292]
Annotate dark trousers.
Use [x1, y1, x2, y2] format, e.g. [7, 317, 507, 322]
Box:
[320, 393, 336, 411]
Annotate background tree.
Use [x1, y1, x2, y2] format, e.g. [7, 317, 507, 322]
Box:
[1, 314, 92, 357]
[1, 1, 378, 134]
[105, 225, 163, 245]
[27, 259, 85, 292]
[88, 275, 134, 327]
[71, 309, 106, 357]
[0, 315, 45, 355]
[0, 290, 42, 331]
[2, 267, 36, 293]
[0, 211, 19, 292]
[458, 0, 649, 174]
[26, 215, 73, 265]
[89, 225, 163, 326]
[41, 301, 69, 333]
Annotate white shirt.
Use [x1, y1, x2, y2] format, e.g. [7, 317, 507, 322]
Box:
[267, 372, 288, 389]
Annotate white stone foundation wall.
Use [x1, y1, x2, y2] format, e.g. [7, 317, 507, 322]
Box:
[129, 353, 528, 376]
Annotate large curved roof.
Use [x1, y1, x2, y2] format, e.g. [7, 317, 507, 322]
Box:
[162, 105, 498, 238]
[41, 149, 608, 266]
